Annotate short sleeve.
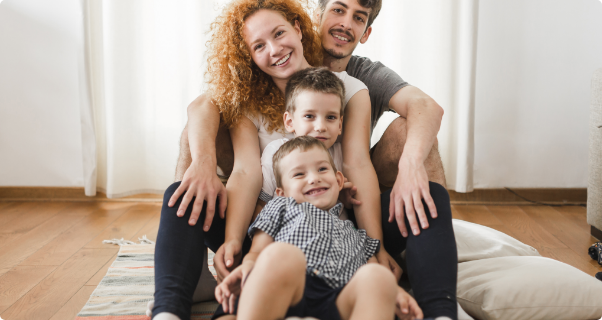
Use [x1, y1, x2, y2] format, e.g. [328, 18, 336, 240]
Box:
[364, 236, 381, 260]
[260, 139, 287, 202]
[248, 197, 287, 239]
[335, 72, 368, 106]
[346, 56, 410, 131]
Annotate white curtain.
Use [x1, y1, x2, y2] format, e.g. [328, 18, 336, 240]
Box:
[80, 0, 478, 196]
[81, 0, 228, 197]
[363, 0, 479, 193]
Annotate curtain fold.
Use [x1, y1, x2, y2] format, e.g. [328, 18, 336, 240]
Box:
[359, 0, 479, 192]
[82, 0, 219, 197]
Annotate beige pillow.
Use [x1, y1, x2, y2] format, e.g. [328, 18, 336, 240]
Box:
[457, 256, 602, 320]
[453, 219, 540, 263]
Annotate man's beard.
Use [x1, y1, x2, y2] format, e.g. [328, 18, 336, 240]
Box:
[324, 47, 351, 60]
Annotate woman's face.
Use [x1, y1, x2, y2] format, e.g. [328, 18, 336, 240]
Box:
[243, 9, 307, 85]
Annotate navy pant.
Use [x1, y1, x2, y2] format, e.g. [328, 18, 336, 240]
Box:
[153, 181, 457, 320]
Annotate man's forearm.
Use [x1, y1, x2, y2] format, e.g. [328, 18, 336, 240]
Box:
[187, 93, 220, 162]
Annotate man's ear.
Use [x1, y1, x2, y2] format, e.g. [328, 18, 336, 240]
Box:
[283, 111, 295, 133]
[359, 25, 372, 44]
[294, 20, 302, 40]
[335, 171, 345, 191]
[313, 8, 322, 25]
[275, 188, 285, 197]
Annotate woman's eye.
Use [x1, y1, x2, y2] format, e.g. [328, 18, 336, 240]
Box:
[254, 44, 264, 51]
[275, 31, 284, 37]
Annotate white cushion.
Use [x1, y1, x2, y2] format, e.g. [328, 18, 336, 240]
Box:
[453, 219, 540, 263]
[457, 256, 602, 320]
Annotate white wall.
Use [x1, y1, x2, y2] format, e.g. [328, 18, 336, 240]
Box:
[0, 0, 85, 187]
[473, 0, 602, 188]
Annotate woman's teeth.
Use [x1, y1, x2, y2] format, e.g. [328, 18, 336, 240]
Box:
[334, 34, 349, 42]
[275, 53, 291, 66]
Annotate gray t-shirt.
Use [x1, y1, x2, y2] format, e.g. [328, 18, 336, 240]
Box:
[346, 55, 410, 131]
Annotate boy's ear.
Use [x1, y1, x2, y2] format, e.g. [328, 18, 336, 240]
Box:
[283, 111, 295, 134]
[338, 115, 343, 135]
[275, 188, 285, 197]
[359, 26, 372, 44]
[335, 171, 344, 191]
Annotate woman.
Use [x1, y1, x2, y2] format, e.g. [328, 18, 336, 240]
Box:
[153, 0, 456, 319]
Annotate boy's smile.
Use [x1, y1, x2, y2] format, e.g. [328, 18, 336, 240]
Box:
[275, 147, 344, 211]
[284, 90, 343, 149]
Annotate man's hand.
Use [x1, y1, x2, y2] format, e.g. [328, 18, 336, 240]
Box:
[389, 157, 438, 237]
[395, 286, 423, 320]
[375, 249, 402, 281]
[339, 177, 361, 209]
[169, 157, 227, 230]
[214, 239, 243, 283]
[215, 260, 254, 314]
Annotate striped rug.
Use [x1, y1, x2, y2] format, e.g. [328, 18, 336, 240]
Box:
[76, 244, 219, 320]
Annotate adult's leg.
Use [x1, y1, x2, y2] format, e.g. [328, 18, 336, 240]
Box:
[153, 182, 229, 319]
[336, 264, 398, 320]
[175, 122, 235, 181]
[381, 182, 457, 320]
[236, 243, 306, 320]
[370, 117, 447, 188]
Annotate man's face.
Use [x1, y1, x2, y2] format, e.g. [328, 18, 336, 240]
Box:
[317, 0, 373, 59]
[275, 147, 343, 211]
[283, 90, 343, 149]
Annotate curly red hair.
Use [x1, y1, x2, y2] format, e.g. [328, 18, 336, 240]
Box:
[206, 0, 322, 132]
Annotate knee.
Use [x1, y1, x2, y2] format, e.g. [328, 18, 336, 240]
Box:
[382, 117, 408, 144]
[256, 243, 306, 279]
[353, 264, 397, 297]
[163, 182, 183, 204]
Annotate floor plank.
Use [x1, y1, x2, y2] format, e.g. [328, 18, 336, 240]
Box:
[20, 203, 132, 266]
[552, 206, 590, 233]
[0, 211, 88, 270]
[0, 265, 57, 314]
[1, 248, 116, 320]
[48, 285, 96, 320]
[486, 205, 567, 250]
[85, 252, 118, 286]
[537, 247, 601, 275]
[84, 203, 159, 249]
[451, 205, 504, 227]
[0, 202, 70, 235]
[131, 207, 161, 241]
[0, 269, 10, 277]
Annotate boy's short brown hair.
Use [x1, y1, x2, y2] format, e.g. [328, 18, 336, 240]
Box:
[284, 67, 345, 115]
[273, 136, 338, 188]
[318, 0, 382, 29]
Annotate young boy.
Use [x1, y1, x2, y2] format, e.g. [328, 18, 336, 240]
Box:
[214, 136, 423, 320]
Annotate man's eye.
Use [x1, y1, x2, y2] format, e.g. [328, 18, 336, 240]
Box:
[355, 16, 365, 23]
[333, 8, 343, 14]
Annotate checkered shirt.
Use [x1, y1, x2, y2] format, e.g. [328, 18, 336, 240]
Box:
[248, 197, 380, 289]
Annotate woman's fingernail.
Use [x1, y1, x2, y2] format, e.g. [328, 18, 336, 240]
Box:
[226, 260, 232, 266]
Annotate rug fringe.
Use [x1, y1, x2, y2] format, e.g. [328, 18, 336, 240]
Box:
[103, 235, 155, 246]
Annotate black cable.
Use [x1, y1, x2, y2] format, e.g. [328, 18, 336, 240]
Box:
[504, 187, 586, 207]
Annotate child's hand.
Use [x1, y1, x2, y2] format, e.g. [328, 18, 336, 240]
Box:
[214, 260, 254, 314]
[395, 286, 423, 320]
[339, 176, 361, 209]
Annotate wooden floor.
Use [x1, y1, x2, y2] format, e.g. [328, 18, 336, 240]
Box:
[0, 201, 600, 320]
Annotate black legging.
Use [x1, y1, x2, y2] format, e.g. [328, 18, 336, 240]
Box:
[153, 181, 457, 320]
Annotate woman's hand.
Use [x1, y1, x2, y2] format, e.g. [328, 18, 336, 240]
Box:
[375, 249, 402, 281]
[215, 260, 255, 314]
[214, 239, 243, 283]
[395, 286, 423, 320]
[169, 157, 227, 230]
[338, 176, 361, 209]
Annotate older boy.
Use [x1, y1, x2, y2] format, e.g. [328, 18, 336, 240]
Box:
[214, 136, 423, 320]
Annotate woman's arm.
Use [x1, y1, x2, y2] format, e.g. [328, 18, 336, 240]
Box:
[169, 93, 228, 230]
[213, 116, 263, 279]
[341, 90, 401, 280]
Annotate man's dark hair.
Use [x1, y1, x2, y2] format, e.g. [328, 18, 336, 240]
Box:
[284, 67, 345, 115]
[318, 0, 382, 29]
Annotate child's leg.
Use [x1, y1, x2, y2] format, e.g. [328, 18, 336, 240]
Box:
[336, 264, 398, 320]
[236, 243, 306, 320]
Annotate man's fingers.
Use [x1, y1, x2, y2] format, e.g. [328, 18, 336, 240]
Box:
[189, 199, 204, 226]
[218, 187, 228, 219]
[423, 190, 438, 219]
[412, 193, 429, 230]
[177, 192, 193, 218]
[404, 197, 420, 236]
[169, 184, 186, 208]
[203, 192, 216, 231]
[394, 195, 409, 237]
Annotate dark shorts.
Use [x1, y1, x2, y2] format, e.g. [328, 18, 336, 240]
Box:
[212, 274, 343, 320]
